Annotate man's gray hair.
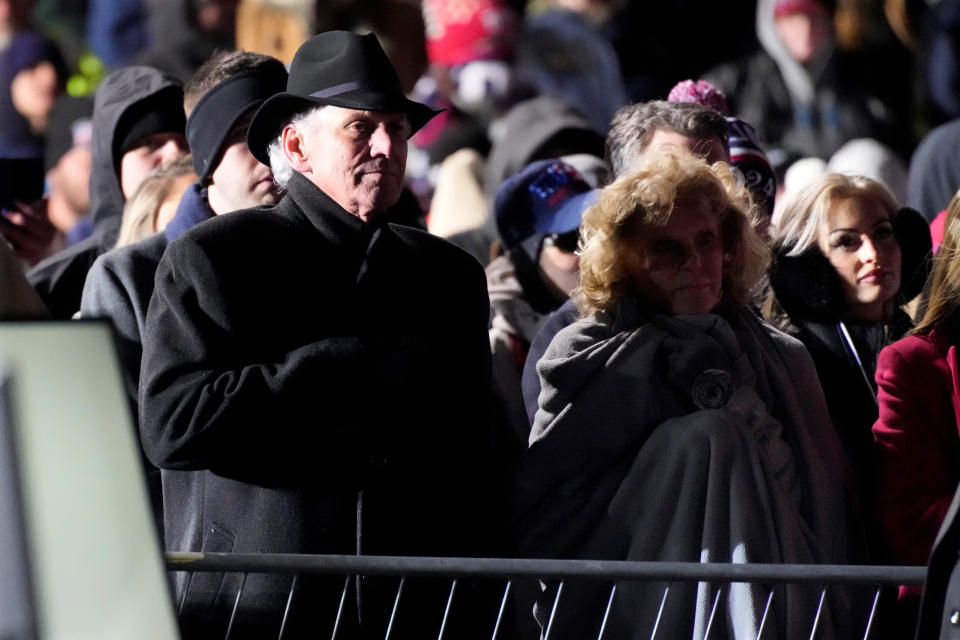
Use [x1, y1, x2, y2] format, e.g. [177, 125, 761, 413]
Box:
[606, 100, 729, 178]
[266, 105, 328, 188]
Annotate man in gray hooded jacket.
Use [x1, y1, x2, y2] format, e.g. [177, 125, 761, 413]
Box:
[27, 65, 187, 318]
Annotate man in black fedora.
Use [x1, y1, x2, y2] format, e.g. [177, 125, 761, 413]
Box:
[139, 31, 508, 639]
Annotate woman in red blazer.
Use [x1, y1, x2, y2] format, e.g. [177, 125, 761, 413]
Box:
[874, 189, 960, 611]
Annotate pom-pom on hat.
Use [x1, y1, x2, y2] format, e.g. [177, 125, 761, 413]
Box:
[667, 79, 729, 116]
[495, 158, 597, 258]
[422, 0, 518, 67]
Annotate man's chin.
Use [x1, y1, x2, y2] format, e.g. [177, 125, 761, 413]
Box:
[363, 185, 403, 210]
[251, 181, 282, 204]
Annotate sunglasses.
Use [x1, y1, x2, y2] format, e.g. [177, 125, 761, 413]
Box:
[542, 230, 579, 253]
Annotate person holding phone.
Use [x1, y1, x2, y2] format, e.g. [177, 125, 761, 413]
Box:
[0, 156, 55, 266]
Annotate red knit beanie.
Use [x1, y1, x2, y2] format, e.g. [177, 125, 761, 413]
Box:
[422, 0, 518, 67]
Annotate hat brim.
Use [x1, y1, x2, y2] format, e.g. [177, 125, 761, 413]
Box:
[247, 90, 442, 165]
[535, 188, 599, 235]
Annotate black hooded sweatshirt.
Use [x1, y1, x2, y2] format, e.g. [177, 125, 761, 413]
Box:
[27, 66, 183, 318]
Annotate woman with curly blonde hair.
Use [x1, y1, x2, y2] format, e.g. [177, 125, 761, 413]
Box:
[576, 145, 768, 316]
[513, 149, 853, 640]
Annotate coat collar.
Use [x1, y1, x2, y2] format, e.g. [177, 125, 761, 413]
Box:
[164, 181, 214, 243]
[284, 172, 386, 247]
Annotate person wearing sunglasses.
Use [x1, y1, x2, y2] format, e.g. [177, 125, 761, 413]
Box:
[488, 157, 598, 447]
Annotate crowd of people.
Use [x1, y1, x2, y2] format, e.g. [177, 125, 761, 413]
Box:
[3, 0, 960, 638]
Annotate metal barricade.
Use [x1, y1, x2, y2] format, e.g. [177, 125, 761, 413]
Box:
[165, 553, 927, 640]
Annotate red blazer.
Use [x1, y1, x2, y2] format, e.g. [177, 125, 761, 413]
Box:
[873, 328, 960, 569]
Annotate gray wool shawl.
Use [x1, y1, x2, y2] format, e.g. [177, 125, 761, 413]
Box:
[514, 299, 854, 639]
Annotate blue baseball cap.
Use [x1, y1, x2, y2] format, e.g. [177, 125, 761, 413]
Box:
[494, 158, 597, 256]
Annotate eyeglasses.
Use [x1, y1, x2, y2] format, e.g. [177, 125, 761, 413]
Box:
[542, 230, 579, 253]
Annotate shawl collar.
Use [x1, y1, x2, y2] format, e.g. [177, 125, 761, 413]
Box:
[522, 299, 849, 562]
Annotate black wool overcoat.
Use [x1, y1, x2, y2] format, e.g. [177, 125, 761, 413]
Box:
[140, 172, 508, 639]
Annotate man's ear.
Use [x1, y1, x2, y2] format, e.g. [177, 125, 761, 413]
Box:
[281, 124, 311, 174]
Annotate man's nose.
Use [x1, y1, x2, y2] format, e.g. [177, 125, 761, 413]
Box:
[157, 138, 185, 164]
[35, 62, 58, 87]
[369, 126, 397, 157]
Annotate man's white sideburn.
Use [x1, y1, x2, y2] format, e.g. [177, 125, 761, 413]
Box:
[266, 106, 328, 188]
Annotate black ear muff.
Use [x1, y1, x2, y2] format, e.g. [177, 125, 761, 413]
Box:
[768, 245, 846, 323]
[893, 206, 933, 303]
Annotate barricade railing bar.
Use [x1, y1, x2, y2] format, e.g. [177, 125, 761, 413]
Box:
[163, 553, 928, 640]
[165, 552, 926, 585]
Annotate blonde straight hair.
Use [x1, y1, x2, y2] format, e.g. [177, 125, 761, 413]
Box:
[914, 189, 960, 336]
[115, 156, 196, 248]
[769, 172, 898, 257]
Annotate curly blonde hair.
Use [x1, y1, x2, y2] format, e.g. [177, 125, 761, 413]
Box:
[575, 149, 769, 315]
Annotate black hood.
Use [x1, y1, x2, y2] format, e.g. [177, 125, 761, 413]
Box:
[88, 66, 183, 242]
[484, 95, 604, 204]
[25, 67, 183, 318]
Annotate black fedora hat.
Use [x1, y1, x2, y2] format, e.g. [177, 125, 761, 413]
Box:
[247, 30, 441, 165]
